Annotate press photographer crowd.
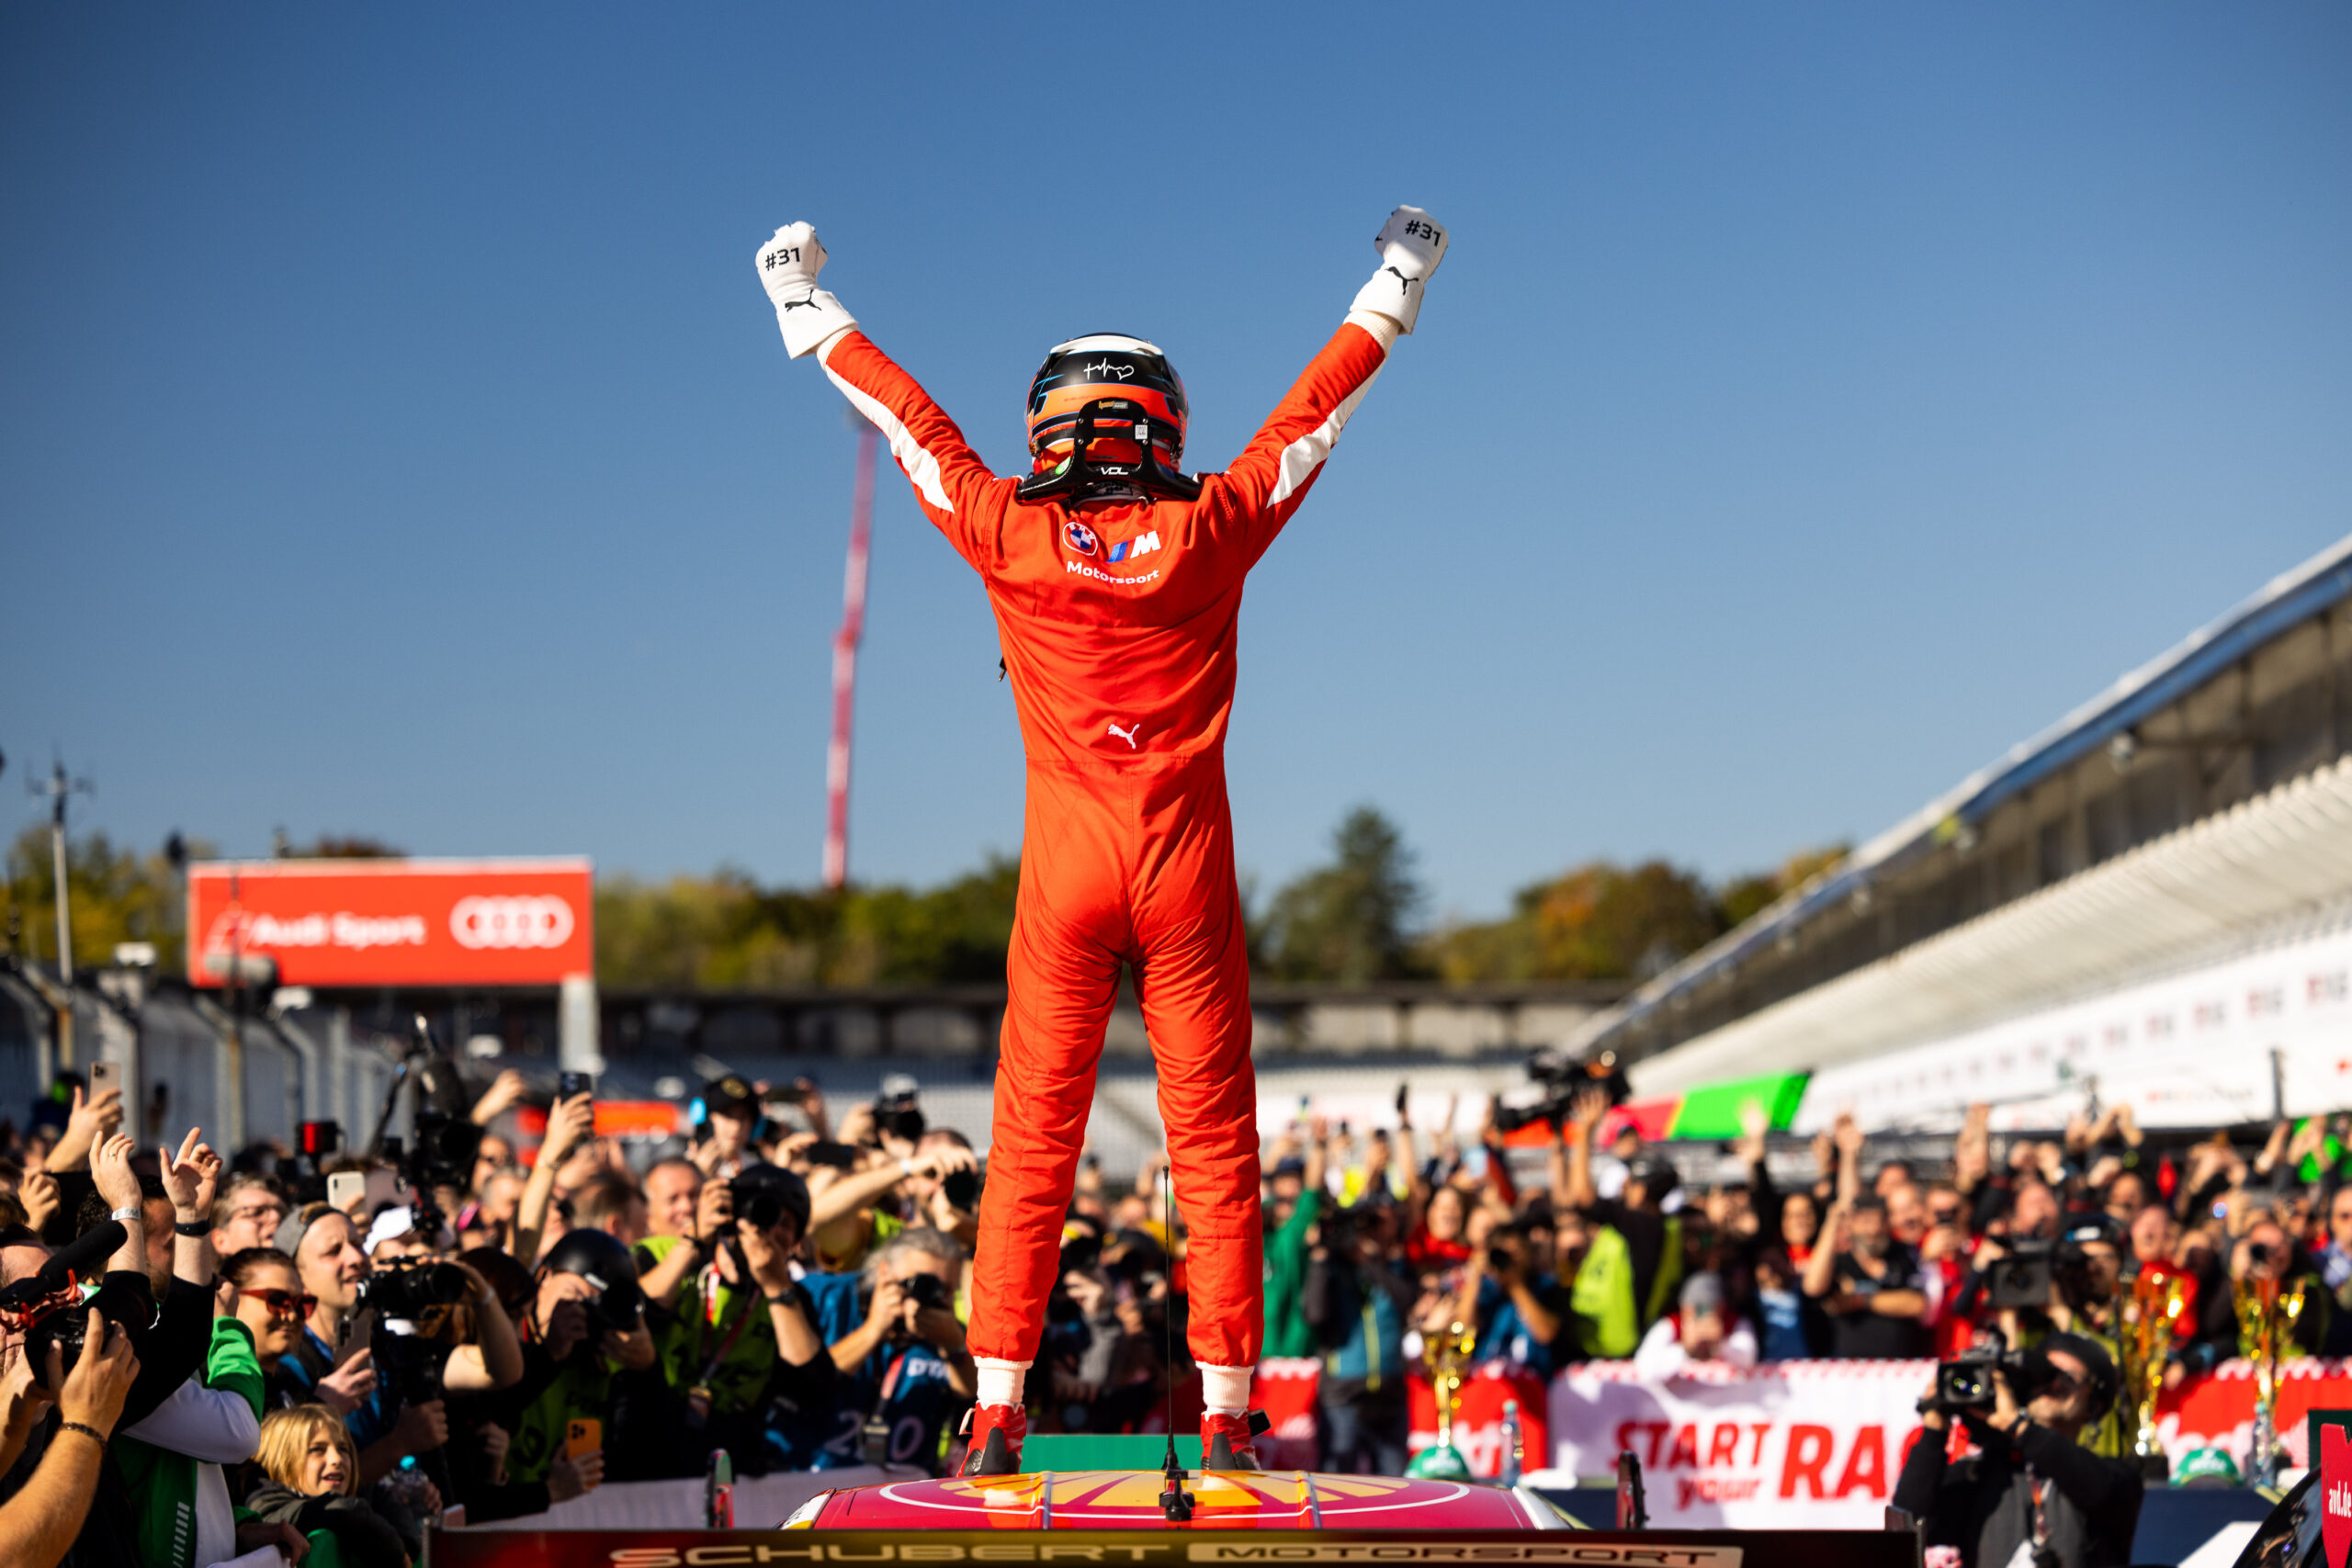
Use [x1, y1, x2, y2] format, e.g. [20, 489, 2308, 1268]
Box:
[0, 1036, 2345, 1566]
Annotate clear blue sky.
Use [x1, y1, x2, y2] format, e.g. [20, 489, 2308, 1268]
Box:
[6, 4, 2347, 922]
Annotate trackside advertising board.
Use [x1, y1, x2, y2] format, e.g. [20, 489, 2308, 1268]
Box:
[187, 858, 593, 987]
[424, 1529, 1919, 1568]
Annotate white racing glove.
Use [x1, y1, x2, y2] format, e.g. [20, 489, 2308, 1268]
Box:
[1348, 205, 1449, 334]
[756, 221, 858, 358]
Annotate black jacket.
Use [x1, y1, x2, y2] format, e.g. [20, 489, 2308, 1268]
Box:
[1894, 1417, 2143, 1568]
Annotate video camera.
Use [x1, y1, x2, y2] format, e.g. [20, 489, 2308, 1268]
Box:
[0, 1221, 131, 1393]
[1985, 1217, 2116, 1311]
[1492, 1048, 1633, 1134]
[1932, 1342, 2057, 1413]
[360, 1258, 475, 1404]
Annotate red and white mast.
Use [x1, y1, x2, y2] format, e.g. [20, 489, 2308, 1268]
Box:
[822, 423, 878, 888]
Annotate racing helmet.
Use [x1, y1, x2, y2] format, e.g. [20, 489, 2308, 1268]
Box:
[539, 1226, 641, 1289]
[1018, 334, 1200, 503]
[730, 1162, 813, 1239]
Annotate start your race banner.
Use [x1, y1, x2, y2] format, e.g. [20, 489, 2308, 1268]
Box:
[1544, 1361, 1934, 1528]
[1544, 1358, 2352, 1527]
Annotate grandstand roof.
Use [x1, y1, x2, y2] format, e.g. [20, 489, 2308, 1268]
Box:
[1577, 529, 2352, 1064]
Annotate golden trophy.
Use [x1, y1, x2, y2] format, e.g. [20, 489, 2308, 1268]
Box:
[2233, 1274, 2308, 1487]
[1407, 1316, 1477, 1480]
[2119, 1270, 2187, 1478]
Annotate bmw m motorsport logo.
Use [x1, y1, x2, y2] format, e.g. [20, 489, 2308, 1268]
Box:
[1108, 531, 1161, 564]
[1064, 520, 1100, 556]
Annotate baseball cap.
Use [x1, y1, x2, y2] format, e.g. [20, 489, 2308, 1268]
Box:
[2171, 1446, 2240, 1487]
[703, 1075, 757, 1114]
[1680, 1271, 1726, 1315]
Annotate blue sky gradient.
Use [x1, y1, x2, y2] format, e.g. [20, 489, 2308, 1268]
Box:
[5, 4, 2347, 921]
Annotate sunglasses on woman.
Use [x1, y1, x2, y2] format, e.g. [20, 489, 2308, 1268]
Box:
[244, 1288, 318, 1319]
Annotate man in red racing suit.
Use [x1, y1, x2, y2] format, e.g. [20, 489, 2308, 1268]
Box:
[756, 208, 1448, 1472]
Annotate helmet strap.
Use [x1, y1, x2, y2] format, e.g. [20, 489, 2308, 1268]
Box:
[1018, 398, 1201, 504]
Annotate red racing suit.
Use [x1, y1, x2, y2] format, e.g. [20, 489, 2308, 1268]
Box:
[819, 316, 1394, 1371]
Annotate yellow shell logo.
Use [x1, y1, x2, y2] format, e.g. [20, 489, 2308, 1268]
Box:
[933, 1472, 1413, 1514]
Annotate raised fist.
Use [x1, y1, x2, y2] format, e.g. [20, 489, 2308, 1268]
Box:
[756, 222, 829, 310]
[1373, 206, 1448, 284]
[754, 221, 857, 359]
[1351, 205, 1448, 334]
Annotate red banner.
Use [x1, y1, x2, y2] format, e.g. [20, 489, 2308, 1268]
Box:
[1409, 1362, 1553, 1479]
[187, 859, 594, 987]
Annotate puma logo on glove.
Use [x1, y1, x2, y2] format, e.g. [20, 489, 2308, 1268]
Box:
[755, 220, 860, 360]
[1351, 205, 1449, 335]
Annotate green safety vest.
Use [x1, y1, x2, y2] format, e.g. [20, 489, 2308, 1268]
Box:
[1569, 1218, 1682, 1360]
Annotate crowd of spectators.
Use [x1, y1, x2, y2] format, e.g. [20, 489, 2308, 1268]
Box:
[0, 1054, 2345, 1565]
[1261, 1087, 2352, 1469]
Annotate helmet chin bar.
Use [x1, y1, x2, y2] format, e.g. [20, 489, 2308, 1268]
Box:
[1016, 398, 1202, 504]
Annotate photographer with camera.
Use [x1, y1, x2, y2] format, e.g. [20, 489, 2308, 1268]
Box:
[800, 1142, 978, 1277]
[277, 1204, 522, 1487]
[1895, 1333, 2143, 1568]
[452, 1228, 656, 1520]
[808, 1227, 975, 1472]
[1303, 1201, 1414, 1474]
[2230, 1216, 2327, 1357]
[639, 1162, 833, 1473]
[0, 1305, 141, 1568]
[0, 1132, 212, 1567]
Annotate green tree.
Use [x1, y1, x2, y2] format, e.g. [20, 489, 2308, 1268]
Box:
[2, 828, 192, 974]
[1259, 807, 1428, 983]
[592, 856, 1023, 991]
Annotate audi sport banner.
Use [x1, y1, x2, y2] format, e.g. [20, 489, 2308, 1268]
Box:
[187, 858, 593, 987]
[1544, 1358, 2352, 1527]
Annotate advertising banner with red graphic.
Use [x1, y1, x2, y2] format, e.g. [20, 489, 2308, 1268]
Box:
[1408, 1362, 1553, 1479]
[1544, 1360, 1937, 1528]
[1252, 1359, 1324, 1471]
[188, 859, 593, 988]
[1544, 1359, 2352, 1527]
[2154, 1359, 2352, 1470]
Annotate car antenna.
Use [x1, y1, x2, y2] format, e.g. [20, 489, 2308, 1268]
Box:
[1159, 1160, 1193, 1523]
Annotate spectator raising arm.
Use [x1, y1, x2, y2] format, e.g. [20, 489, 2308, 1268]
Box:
[45, 1086, 122, 1178]
[440, 1258, 526, 1392]
[1563, 1087, 1609, 1212]
[1803, 1196, 1849, 1302]
[514, 1092, 595, 1266]
[469, 1069, 528, 1128]
[809, 1145, 974, 1233]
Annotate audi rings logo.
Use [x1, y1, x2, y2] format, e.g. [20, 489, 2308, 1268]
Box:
[449, 896, 576, 951]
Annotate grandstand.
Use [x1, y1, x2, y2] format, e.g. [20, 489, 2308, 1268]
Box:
[1593, 532, 2352, 1134]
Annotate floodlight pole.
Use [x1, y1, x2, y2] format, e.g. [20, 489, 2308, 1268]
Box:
[30, 757, 92, 1069]
[32, 757, 93, 984]
[822, 422, 878, 889]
